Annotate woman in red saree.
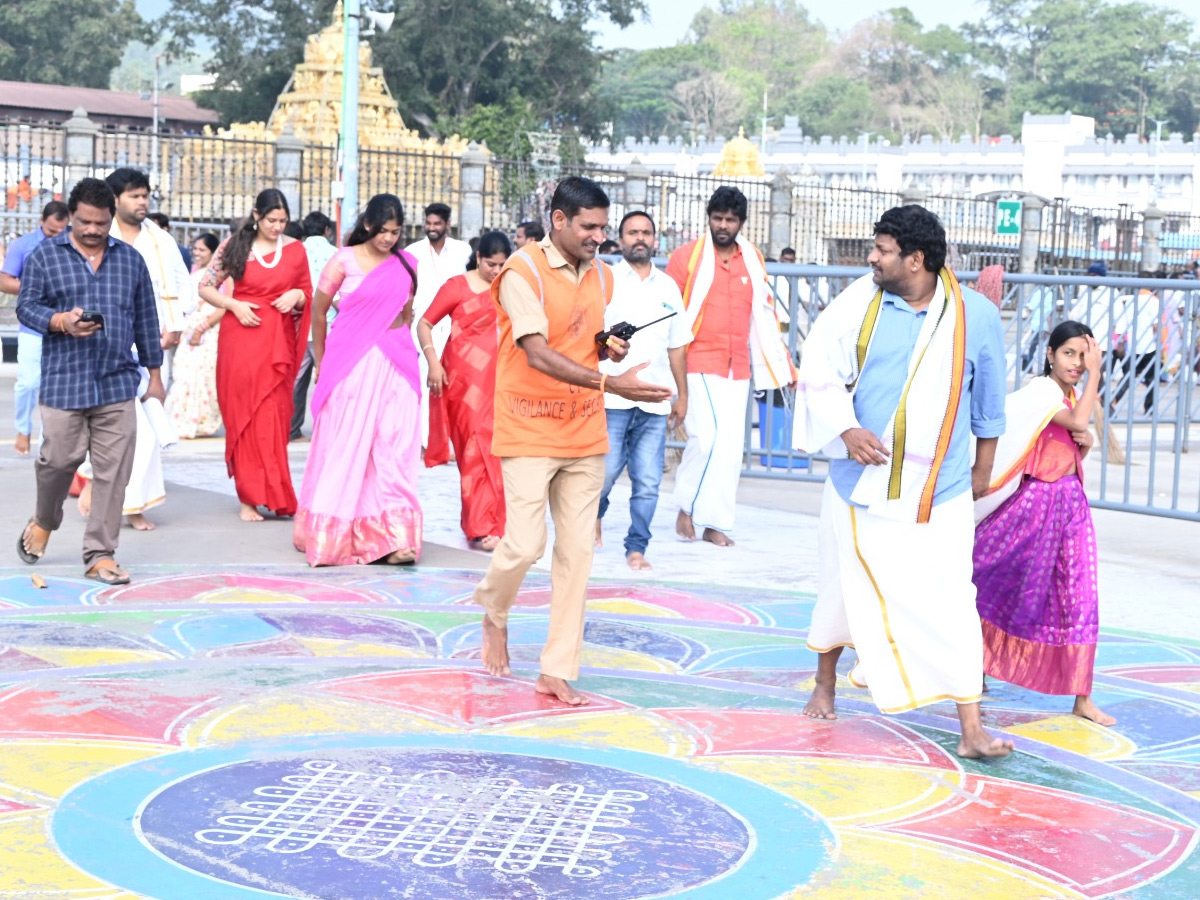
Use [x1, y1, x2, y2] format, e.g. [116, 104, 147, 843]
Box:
[198, 189, 311, 522]
[293, 194, 423, 566]
[417, 230, 511, 550]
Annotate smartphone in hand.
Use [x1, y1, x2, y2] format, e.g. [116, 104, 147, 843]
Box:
[78, 310, 106, 329]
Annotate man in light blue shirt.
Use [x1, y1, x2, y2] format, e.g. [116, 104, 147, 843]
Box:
[798, 204, 1013, 760]
[1, 201, 69, 455]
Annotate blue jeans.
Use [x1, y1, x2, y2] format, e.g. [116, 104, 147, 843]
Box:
[14, 331, 42, 437]
[597, 407, 667, 556]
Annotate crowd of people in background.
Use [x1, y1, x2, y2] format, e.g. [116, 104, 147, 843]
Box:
[3, 168, 1197, 746]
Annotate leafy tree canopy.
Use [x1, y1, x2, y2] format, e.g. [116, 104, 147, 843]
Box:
[0, 0, 145, 89]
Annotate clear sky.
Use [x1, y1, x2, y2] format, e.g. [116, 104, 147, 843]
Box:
[593, 0, 1199, 50]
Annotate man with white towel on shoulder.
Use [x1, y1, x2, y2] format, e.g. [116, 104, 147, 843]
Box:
[665, 185, 795, 547]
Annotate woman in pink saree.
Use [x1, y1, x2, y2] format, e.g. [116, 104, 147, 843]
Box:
[293, 194, 423, 566]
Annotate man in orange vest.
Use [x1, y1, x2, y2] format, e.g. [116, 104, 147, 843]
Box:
[474, 177, 674, 705]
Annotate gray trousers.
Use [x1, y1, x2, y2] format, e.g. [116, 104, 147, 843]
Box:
[35, 400, 137, 567]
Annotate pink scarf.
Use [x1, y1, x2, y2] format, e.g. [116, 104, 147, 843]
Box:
[311, 252, 420, 419]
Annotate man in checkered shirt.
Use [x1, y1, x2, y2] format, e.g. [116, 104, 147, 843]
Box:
[16, 178, 164, 585]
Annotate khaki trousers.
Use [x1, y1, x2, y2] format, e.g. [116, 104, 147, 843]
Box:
[473, 454, 605, 680]
[35, 400, 137, 567]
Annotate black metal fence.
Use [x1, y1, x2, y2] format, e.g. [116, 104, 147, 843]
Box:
[3, 120, 1198, 276]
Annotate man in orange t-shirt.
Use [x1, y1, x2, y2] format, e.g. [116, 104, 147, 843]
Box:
[474, 176, 673, 706]
[666, 186, 763, 547]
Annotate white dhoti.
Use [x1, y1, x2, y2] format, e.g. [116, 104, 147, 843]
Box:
[810, 482, 983, 714]
[123, 396, 165, 515]
[673, 372, 748, 533]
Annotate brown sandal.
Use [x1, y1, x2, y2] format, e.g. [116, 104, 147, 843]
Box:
[85, 561, 131, 585]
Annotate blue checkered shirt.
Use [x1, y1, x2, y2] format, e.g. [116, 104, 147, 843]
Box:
[16, 230, 163, 410]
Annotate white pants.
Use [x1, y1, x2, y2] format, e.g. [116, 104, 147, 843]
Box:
[673, 373, 749, 533]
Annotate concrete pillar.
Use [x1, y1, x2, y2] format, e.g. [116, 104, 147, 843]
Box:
[62, 107, 98, 202]
[1018, 194, 1045, 274]
[624, 157, 650, 209]
[459, 141, 489, 239]
[273, 126, 305, 218]
[900, 185, 927, 207]
[1141, 203, 1165, 274]
[768, 168, 794, 258]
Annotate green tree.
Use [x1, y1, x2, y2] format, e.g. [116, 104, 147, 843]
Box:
[690, 0, 830, 134]
[0, 0, 145, 88]
[967, 0, 1198, 136]
[792, 74, 876, 139]
[154, 0, 644, 140]
[597, 45, 717, 142]
[155, 0, 339, 126]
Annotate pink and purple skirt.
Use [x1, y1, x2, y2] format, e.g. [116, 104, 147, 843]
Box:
[973, 474, 1099, 695]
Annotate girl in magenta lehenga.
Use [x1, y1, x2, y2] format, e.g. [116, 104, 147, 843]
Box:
[292, 194, 423, 566]
[972, 320, 1115, 726]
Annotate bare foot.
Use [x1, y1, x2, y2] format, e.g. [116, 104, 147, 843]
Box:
[702, 527, 735, 547]
[626, 551, 652, 570]
[1073, 695, 1117, 726]
[535, 674, 590, 706]
[804, 677, 838, 719]
[124, 513, 156, 531]
[239, 503, 265, 522]
[480, 614, 511, 676]
[385, 549, 416, 565]
[77, 482, 92, 518]
[957, 730, 1015, 759]
[676, 509, 696, 541]
[594, 519, 603, 548]
[479, 535, 501, 552]
[14, 433, 30, 456]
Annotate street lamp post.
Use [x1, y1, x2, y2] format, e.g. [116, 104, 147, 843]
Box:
[858, 131, 875, 187]
[1150, 117, 1169, 202]
[337, 0, 362, 239]
[151, 54, 161, 210]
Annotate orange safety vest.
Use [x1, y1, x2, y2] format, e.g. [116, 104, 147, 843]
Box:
[490, 241, 613, 458]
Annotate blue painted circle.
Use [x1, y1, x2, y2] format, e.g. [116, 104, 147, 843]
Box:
[55, 734, 834, 900]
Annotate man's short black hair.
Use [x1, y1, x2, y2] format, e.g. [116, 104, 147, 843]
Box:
[147, 212, 170, 229]
[598, 240, 619, 254]
[68, 178, 116, 215]
[550, 176, 610, 221]
[873, 205, 947, 273]
[423, 202, 452, 222]
[105, 167, 151, 197]
[618, 210, 655, 237]
[706, 185, 748, 222]
[42, 200, 68, 221]
[780, 246, 796, 257]
[518, 220, 545, 241]
[302, 210, 334, 238]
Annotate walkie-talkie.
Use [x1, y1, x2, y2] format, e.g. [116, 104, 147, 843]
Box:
[595, 311, 678, 359]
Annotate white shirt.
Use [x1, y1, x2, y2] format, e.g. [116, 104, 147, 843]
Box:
[112, 218, 197, 332]
[404, 236, 473, 318]
[600, 260, 691, 414]
[1116, 290, 1162, 356]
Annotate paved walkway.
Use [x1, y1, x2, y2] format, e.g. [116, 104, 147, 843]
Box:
[4, 372, 1200, 898]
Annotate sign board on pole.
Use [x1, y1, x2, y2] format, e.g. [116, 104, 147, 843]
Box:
[996, 200, 1022, 236]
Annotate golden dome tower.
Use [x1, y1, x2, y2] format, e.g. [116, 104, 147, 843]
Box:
[713, 127, 766, 177]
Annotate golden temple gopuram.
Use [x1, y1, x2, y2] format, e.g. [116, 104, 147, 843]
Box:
[205, 2, 464, 155]
[713, 127, 766, 177]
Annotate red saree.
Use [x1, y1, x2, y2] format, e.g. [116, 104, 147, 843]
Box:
[215, 240, 312, 514]
[423, 274, 505, 539]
